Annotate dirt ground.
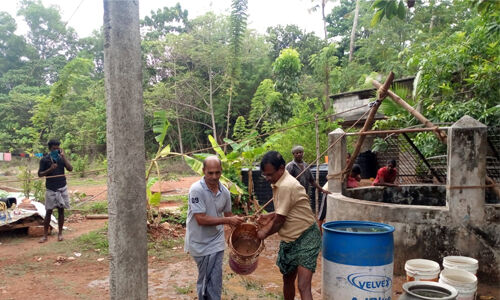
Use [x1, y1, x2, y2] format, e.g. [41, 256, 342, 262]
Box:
[69, 176, 200, 201]
[1, 176, 498, 300]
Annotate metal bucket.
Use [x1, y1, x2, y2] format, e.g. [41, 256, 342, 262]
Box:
[228, 222, 264, 275]
[400, 281, 458, 300]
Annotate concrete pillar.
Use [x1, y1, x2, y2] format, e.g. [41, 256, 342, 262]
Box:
[447, 115, 487, 225]
[104, 1, 148, 299]
[328, 128, 346, 193]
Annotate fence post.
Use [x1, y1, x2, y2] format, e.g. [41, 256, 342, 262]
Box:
[328, 128, 346, 193]
[447, 115, 486, 224]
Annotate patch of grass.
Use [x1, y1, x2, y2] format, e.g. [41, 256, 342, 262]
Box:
[157, 157, 195, 176]
[241, 278, 263, 291]
[0, 175, 16, 182]
[258, 292, 283, 299]
[157, 196, 187, 225]
[34, 225, 109, 257]
[147, 237, 184, 261]
[74, 200, 108, 215]
[69, 176, 107, 187]
[74, 226, 109, 254]
[165, 173, 180, 181]
[160, 211, 186, 225]
[1, 261, 34, 277]
[174, 284, 193, 295]
[160, 194, 187, 203]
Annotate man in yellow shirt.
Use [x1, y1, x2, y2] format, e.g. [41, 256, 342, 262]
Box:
[257, 151, 321, 300]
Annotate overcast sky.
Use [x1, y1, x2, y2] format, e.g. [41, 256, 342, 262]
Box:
[2, 0, 338, 38]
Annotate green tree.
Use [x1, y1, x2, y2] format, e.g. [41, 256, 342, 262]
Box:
[309, 44, 339, 110]
[78, 30, 105, 75]
[248, 79, 286, 126]
[408, 7, 500, 127]
[142, 13, 231, 149]
[370, 0, 406, 26]
[224, 0, 248, 150]
[273, 48, 302, 97]
[0, 13, 28, 79]
[18, 0, 78, 84]
[0, 12, 34, 93]
[265, 25, 325, 74]
[266, 98, 338, 163]
[31, 57, 94, 141]
[0, 86, 42, 151]
[141, 3, 190, 40]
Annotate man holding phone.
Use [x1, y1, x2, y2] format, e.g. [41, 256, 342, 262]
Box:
[38, 139, 73, 243]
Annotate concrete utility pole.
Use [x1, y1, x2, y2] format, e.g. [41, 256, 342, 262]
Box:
[103, 1, 148, 299]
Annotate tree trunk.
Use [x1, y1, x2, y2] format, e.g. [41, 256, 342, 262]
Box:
[173, 60, 183, 154]
[103, 1, 148, 298]
[224, 83, 233, 153]
[208, 65, 217, 140]
[324, 65, 331, 112]
[321, 0, 328, 40]
[321, 0, 331, 111]
[175, 110, 183, 154]
[429, 0, 436, 32]
[349, 0, 360, 62]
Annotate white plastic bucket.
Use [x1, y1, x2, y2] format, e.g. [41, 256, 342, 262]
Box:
[405, 259, 441, 282]
[439, 269, 477, 300]
[443, 256, 478, 275]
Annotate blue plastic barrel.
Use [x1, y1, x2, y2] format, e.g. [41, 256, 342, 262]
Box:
[322, 221, 395, 300]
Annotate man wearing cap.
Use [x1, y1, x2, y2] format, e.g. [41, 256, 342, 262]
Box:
[286, 145, 329, 200]
[257, 151, 321, 300]
[184, 156, 244, 300]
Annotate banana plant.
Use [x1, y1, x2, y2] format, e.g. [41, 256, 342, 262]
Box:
[183, 132, 281, 212]
[183, 139, 244, 196]
[146, 110, 172, 209]
[371, 0, 406, 27]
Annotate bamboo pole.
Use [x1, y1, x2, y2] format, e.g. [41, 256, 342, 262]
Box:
[248, 108, 372, 218]
[344, 72, 395, 180]
[372, 79, 447, 142]
[315, 115, 320, 215]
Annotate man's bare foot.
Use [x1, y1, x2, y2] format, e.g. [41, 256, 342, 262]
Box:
[39, 236, 48, 243]
[57, 234, 64, 242]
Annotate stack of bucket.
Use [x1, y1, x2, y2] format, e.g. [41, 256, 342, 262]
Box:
[440, 256, 478, 300]
[404, 256, 478, 300]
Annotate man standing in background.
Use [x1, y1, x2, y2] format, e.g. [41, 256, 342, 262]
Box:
[38, 139, 73, 243]
[286, 145, 329, 205]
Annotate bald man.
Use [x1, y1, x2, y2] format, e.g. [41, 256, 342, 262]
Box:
[184, 156, 244, 300]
